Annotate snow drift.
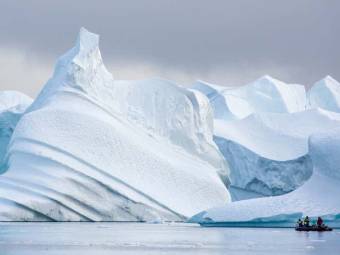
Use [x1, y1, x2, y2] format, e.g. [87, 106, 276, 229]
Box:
[0, 91, 32, 171]
[190, 128, 340, 227]
[0, 28, 230, 221]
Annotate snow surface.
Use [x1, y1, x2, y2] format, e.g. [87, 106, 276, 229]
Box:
[0, 28, 230, 221]
[308, 76, 340, 112]
[190, 128, 340, 226]
[0, 91, 32, 171]
[192, 76, 306, 121]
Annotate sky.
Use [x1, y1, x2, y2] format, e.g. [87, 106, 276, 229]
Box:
[0, 0, 339, 97]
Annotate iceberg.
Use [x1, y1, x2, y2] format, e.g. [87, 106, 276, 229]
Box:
[190, 128, 340, 227]
[192, 75, 306, 121]
[191, 80, 253, 121]
[0, 28, 230, 221]
[0, 91, 32, 170]
[308, 76, 340, 112]
[193, 77, 339, 197]
[214, 109, 340, 196]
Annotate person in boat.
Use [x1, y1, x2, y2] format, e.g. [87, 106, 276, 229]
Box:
[296, 218, 303, 227]
[317, 217, 323, 227]
[303, 216, 310, 227]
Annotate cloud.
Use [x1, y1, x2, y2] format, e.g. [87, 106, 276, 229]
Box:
[0, 45, 309, 98]
[1, 0, 339, 95]
[0, 47, 53, 97]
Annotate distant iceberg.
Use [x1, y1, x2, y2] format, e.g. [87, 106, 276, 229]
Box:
[192, 75, 306, 122]
[308, 76, 340, 112]
[0, 91, 32, 171]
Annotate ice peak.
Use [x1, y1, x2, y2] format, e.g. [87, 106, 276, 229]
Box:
[248, 75, 286, 89]
[257, 75, 281, 84]
[76, 27, 99, 54]
[31, 28, 113, 112]
[312, 76, 340, 93]
[55, 27, 104, 73]
[318, 75, 339, 86]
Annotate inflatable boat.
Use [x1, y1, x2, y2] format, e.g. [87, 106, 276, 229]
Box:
[295, 225, 332, 231]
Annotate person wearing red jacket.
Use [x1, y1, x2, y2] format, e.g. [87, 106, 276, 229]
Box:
[317, 217, 323, 227]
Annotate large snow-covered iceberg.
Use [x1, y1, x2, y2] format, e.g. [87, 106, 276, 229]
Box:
[308, 76, 340, 112]
[0, 28, 230, 221]
[0, 91, 32, 170]
[190, 128, 340, 227]
[192, 75, 306, 121]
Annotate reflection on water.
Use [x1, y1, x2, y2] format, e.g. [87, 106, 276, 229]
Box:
[0, 222, 339, 255]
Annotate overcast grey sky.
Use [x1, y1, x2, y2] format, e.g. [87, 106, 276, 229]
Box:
[0, 0, 339, 97]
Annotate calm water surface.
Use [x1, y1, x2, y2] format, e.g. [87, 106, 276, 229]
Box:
[0, 222, 339, 254]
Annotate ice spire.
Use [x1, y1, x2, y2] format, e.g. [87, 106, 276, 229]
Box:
[55, 27, 108, 75]
[29, 27, 113, 112]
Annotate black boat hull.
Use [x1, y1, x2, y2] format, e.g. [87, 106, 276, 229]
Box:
[295, 226, 332, 231]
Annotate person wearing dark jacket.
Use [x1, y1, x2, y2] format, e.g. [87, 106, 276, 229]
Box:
[317, 217, 323, 227]
[296, 219, 303, 227]
[303, 216, 310, 227]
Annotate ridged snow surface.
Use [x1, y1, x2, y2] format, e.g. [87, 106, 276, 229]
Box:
[192, 76, 306, 121]
[0, 91, 32, 170]
[308, 76, 340, 112]
[190, 129, 340, 226]
[0, 28, 230, 221]
[214, 109, 340, 196]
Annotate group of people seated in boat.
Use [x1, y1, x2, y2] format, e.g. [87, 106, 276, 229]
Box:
[296, 216, 325, 228]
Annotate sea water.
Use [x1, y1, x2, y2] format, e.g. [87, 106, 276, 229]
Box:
[0, 222, 339, 254]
